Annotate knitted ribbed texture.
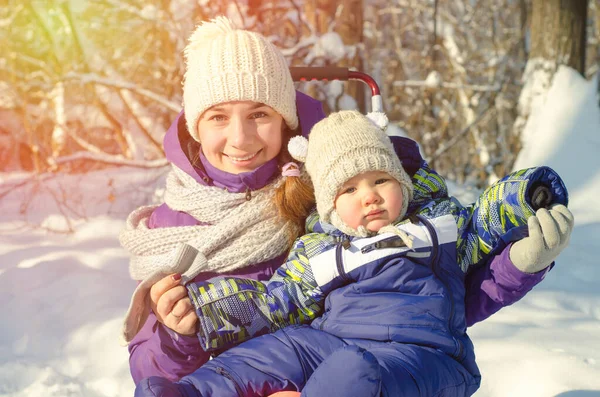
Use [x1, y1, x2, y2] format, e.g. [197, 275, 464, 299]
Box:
[305, 110, 414, 237]
[183, 16, 298, 141]
[118, 165, 298, 343]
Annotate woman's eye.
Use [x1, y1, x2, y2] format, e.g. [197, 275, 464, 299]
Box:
[249, 111, 267, 119]
[209, 115, 226, 122]
[375, 178, 389, 185]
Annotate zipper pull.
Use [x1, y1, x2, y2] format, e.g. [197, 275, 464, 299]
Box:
[245, 188, 252, 201]
[377, 238, 407, 249]
[361, 245, 375, 254]
[361, 236, 407, 253]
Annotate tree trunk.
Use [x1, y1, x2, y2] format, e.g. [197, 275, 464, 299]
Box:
[303, 0, 365, 112]
[530, 0, 588, 75]
[50, 82, 66, 161]
[513, 0, 589, 140]
[335, 0, 365, 112]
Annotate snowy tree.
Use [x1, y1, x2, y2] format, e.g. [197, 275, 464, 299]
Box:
[302, 0, 365, 112]
[589, 1, 600, 78]
[513, 0, 589, 147]
[531, 0, 588, 75]
[364, 0, 529, 186]
[0, 0, 199, 172]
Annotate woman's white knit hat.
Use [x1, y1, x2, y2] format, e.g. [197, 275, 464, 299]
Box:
[289, 110, 414, 236]
[183, 16, 298, 141]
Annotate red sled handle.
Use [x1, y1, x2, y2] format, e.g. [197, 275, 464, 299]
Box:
[289, 67, 383, 112]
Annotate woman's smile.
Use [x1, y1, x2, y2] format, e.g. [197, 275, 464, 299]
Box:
[197, 102, 284, 174]
[225, 150, 261, 163]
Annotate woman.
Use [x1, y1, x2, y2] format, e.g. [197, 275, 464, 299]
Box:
[120, 16, 553, 385]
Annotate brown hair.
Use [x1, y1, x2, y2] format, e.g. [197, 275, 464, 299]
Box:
[274, 125, 316, 233]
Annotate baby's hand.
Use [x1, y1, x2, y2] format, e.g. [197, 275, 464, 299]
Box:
[509, 204, 574, 274]
[150, 274, 198, 336]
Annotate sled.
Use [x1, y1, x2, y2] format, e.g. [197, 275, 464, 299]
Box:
[289, 66, 384, 113]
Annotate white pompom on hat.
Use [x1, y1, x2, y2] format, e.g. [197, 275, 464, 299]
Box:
[297, 110, 413, 236]
[183, 16, 298, 142]
[288, 135, 309, 163]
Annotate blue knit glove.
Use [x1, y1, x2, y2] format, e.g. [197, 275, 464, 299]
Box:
[509, 204, 574, 274]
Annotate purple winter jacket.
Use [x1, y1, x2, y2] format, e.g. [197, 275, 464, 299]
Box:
[128, 91, 325, 383]
[127, 91, 549, 384]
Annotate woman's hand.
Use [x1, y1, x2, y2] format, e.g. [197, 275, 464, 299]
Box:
[150, 274, 198, 336]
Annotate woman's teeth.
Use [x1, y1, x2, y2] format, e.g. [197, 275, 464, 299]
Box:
[229, 152, 257, 161]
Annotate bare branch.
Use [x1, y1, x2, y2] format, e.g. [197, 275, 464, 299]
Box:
[117, 90, 166, 155]
[430, 104, 497, 161]
[23, 2, 61, 72]
[63, 72, 181, 112]
[393, 80, 503, 92]
[279, 36, 319, 58]
[13, 53, 59, 80]
[0, 173, 55, 201]
[58, 2, 131, 157]
[54, 151, 169, 168]
[63, 123, 111, 156]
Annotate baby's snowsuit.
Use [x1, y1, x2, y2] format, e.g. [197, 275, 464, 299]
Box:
[136, 165, 568, 397]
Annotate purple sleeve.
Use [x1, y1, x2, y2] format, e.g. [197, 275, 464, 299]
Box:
[148, 203, 199, 228]
[127, 204, 206, 384]
[464, 243, 552, 327]
[128, 311, 211, 383]
[129, 204, 282, 383]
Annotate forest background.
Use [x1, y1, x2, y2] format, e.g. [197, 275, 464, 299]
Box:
[1, 0, 598, 194]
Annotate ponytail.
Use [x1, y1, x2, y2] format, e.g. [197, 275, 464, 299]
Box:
[274, 126, 316, 233]
[274, 170, 315, 232]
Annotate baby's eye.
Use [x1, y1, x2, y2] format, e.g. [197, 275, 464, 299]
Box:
[341, 187, 356, 194]
[375, 178, 389, 185]
[249, 111, 267, 119]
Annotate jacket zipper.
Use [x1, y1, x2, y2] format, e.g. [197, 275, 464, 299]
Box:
[319, 311, 328, 330]
[416, 214, 464, 360]
[321, 242, 351, 331]
[335, 242, 352, 283]
[215, 366, 245, 395]
[360, 236, 407, 253]
[319, 296, 331, 331]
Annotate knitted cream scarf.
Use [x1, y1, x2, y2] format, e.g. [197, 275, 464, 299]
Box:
[118, 165, 298, 344]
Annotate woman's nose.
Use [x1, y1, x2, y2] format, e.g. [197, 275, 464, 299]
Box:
[228, 117, 253, 148]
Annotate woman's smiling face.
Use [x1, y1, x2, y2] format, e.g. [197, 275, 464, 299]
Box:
[197, 101, 285, 174]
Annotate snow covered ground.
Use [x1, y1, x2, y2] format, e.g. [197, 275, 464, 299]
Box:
[0, 67, 599, 396]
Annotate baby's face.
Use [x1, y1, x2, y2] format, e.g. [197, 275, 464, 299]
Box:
[334, 171, 404, 233]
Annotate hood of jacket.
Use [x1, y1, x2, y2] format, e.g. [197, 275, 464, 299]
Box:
[163, 90, 326, 194]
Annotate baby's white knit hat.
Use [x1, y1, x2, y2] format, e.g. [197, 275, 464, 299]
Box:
[183, 16, 298, 141]
[289, 110, 414, 237]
